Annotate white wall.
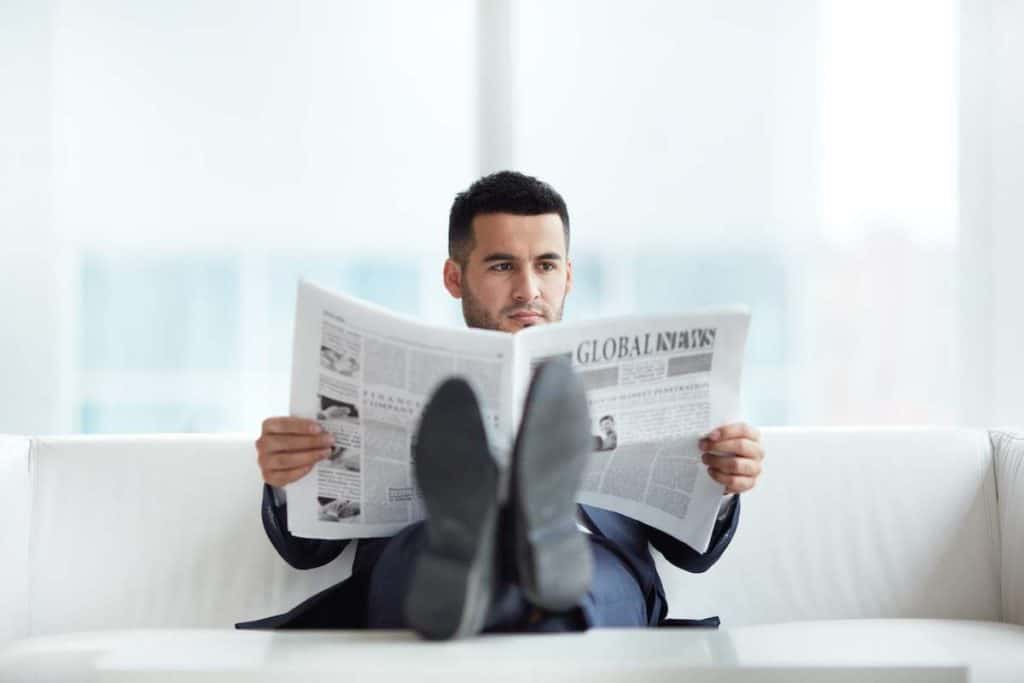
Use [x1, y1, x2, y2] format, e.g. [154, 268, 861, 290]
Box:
[960, 0, 1024, 427]
[50, 1, 477, 253]
[1, 0, 1018, 434]
[0, 1, 72, 434]
[989, 0, 1024, 426]
[511, 0, 808, 251]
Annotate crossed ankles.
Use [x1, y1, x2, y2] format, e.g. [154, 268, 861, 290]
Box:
[404, 358, 593, 639]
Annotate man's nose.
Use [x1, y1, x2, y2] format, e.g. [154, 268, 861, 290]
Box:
[511, 268, 541, 303]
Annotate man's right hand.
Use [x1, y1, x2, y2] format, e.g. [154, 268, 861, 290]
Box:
[256, 416, 334, 487]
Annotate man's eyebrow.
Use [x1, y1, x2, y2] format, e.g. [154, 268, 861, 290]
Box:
[480, 252, 563, 262]
[481, 253, 519, 263]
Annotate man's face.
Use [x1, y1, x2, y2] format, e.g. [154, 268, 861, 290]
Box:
[444, 212, 572, 333]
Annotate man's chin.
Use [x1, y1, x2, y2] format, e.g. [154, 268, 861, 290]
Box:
[497, 320, 526, 333]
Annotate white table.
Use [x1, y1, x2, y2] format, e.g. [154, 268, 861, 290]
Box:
[4, 619, 1023, 682]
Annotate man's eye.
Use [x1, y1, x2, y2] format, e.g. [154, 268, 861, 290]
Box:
[538, 262, 557, 272]
[490, 262, 512, 272]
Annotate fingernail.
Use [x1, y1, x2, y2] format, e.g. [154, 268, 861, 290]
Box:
[310, 423, 322, 434]
[709, 430, 720, 440]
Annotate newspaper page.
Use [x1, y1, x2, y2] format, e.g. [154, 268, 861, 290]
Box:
[514, 308, 750, 553]
[284, 280, 516, 539]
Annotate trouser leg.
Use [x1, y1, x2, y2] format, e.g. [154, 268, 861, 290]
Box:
[363, 521, 424, 628]
[365, 521, 530, 630]
[365, 522, 648, 631]
[577, 535, 650, 627]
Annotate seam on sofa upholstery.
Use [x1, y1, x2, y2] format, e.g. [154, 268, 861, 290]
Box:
[989, 428, 1023, 625]
[989, 429, 1024, 511]
[984, 430, 1004, 621]
[989, 430, 1006, 622]
[26, 437, 37, 638]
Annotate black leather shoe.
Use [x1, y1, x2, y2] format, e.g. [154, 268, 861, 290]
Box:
[404, 378, 500, 640]
[510, 358, 593, 611]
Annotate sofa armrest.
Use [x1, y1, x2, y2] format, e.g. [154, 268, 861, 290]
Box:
[991, 429, 1024, 626]
[0, 436, 32, 644]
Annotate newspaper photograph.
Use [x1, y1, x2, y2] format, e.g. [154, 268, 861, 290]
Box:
[285, 280, 750, 553]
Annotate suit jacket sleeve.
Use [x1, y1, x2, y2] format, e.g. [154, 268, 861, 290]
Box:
[646, 494, 741, 573]
[261, 484, 350, 570]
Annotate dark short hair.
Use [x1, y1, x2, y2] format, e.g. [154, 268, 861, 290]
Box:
[448, 171, 570, 264]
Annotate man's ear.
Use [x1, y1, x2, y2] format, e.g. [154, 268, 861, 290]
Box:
[565, 258, 573, 296]
[443, 259, 463, 299]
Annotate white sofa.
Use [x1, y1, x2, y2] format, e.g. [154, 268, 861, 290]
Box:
[1, 427, 1023, 681]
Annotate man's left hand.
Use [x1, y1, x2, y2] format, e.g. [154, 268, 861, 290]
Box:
[700, 422, 765, 494]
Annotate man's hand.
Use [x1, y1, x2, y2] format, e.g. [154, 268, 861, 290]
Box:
[700, 422, 765, 494]
[256, 416, 334, 487]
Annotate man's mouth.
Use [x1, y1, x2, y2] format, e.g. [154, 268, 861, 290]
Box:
[508, 311, 544, 325]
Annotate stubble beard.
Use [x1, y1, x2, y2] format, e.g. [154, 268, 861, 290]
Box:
[460, 282, 566, 332]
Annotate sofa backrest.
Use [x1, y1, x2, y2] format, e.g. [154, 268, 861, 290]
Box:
[12, 435, 352, 641]
[660, 427, 1003, 626]
[0, 427, 1011, 642]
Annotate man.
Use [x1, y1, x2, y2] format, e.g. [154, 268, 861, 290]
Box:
[240, 171, 765, 638]
[593, 414, 618, 452]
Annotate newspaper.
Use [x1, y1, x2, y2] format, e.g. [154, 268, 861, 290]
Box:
[285, 280, 750, 553]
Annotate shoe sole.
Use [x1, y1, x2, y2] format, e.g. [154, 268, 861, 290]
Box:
[513, 359, 594, 611]
[405, 379, 499, 640]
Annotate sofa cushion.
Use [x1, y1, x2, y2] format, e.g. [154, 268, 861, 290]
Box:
[991, 429, 1024, 625]
[658, 427, 1002, 626]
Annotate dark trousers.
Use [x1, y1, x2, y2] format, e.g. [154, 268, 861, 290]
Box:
[360, 519, 650, 632]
